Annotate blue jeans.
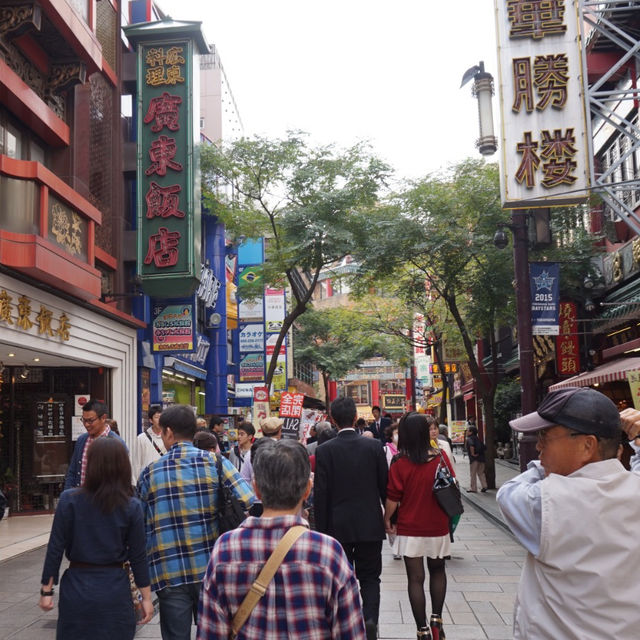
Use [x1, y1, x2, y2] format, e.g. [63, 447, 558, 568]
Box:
[157, 582, 202, 640]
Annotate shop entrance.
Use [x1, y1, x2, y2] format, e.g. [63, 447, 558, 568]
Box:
[0, 366, 107, 514]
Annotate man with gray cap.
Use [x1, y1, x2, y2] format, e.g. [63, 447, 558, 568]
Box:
[496, 387, 640, 640]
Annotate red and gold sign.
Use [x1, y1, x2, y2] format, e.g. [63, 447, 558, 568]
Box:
[556, 301, 580, 376]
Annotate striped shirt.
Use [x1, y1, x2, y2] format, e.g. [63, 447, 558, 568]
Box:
[79, 425, 111, 486]
[197, 515, 366, 639]
[137, 441, 255, 591]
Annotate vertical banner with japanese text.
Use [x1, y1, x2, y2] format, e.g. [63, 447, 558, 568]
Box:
[556, 301, 580, 376]
[530, 262, 560, 334]
[494, 0, 590, 207]
[125, 21, 206, 297]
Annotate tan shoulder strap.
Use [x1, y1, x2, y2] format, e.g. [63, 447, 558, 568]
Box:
[230, 525, 307, 639]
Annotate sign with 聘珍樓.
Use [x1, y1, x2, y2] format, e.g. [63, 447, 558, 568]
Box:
[495, 0, 590, 208]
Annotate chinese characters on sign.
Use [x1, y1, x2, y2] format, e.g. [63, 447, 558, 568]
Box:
[131, 26, 202, 297]
[279, 391, 305, 440]
[495, 0, 589, 207]
[0, 290, 70, 341]
[556, 302, 580, 375]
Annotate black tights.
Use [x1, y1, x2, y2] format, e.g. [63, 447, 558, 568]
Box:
[403, 556, 447, 628]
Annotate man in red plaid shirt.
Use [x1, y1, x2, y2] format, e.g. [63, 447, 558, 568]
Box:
[197, 439, 366, 639]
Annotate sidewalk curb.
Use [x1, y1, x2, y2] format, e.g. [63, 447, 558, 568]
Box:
[461, 491, 514, 536]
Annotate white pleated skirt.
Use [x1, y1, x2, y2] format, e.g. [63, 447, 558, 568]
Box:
[392, 534, 450, 559]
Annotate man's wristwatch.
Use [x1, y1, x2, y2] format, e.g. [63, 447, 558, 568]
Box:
[40, 587, 54, 596]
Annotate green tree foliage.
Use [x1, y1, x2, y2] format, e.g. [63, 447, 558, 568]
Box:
[201, 133, 390, 389]
[294, 306, 410, 404]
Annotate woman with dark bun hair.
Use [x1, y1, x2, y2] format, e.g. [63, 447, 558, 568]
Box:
[384, 412, 455, 640]
[39, 437, 153, 638]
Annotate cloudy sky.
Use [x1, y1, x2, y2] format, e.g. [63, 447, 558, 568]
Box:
[160, 0, 498, 182]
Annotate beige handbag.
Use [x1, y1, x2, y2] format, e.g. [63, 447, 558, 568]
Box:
[229, 525, 307, 639]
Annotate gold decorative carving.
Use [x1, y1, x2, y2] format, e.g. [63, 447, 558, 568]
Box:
[50, 202, 83, 256]
[47, 61, 86, 94]
[612, 251, 623, 282]
[0, 4, 41, 40]
[632, 237, 640, 267]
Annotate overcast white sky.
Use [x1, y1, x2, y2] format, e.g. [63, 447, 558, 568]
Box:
[159, 0, 498, 182]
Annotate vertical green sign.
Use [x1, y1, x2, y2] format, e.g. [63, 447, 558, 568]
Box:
[125, 21, 205, 297]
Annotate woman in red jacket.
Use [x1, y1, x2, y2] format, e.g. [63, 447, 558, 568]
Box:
[384, 412, 454, 640]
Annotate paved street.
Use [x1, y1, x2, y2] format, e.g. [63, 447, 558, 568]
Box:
[0, 475, 525, 640]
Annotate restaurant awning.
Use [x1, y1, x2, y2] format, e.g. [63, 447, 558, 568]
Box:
[549, 356, 640, 391]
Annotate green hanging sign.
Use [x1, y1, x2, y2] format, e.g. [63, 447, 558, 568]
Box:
[124, 19, 209, 298]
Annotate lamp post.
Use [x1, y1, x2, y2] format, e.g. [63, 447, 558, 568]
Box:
[511, 212, 538, 470]
[494, 212, 538, 470]
[462, 60, 539, 471]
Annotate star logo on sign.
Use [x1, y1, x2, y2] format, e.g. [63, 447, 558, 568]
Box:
[533, 270, 555, 291]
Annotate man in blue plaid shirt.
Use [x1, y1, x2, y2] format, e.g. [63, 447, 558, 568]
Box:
[197, 438, 366, 639]
[138, 405, 254, 640]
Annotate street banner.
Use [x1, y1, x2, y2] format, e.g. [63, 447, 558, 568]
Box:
[556, 301, 580, 376]
[530, 262, 560, 335]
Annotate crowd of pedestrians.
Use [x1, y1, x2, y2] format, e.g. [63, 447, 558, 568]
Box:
[36, 386, 640, 639]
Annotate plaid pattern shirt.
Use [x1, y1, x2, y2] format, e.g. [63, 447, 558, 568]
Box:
[137, 441, 254, 591]
[197, 515, 366, 640]
[79, 425, 111, 486]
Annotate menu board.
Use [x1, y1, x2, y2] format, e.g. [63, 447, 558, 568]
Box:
[35, 401, 66, 438]
[34, 400, 69, 478]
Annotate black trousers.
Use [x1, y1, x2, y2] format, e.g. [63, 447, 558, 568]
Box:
[340, 540, 383, 624]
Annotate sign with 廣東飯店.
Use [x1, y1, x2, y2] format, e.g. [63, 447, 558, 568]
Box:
[123, 20, 210, 298]
[494, 0, 590, 208]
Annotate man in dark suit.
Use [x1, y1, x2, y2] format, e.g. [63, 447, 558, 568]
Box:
[367, 405, 383, 439]
[315, 397, 388, 640]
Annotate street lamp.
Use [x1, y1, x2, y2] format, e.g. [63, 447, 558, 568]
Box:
[493, 212, 538, 471]
[461, 61, 498, 156]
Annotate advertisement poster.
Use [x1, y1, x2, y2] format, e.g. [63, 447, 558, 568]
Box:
[253, 386, 270, 427]
[265, 333, 286, 357]
[239, 353, 265, 382]
[239, 324, 264, 352]
[152, 299, 196, 352]
[272, 354, 287, 391]
[264, 288, 286, 333]
[279, 392, 305, 418]
[530, 262, 560, 335]
[450, 420, 467, 444]
[300, 409, 323, 444]
[238, 299, 263, 321]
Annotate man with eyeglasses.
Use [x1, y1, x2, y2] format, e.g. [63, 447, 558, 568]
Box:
[64, 399, 126, 489]
[496, 387, 640, 640]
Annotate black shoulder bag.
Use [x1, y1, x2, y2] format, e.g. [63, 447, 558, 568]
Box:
[432, 450, 464, 519]
[215, 454, 247, 534]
